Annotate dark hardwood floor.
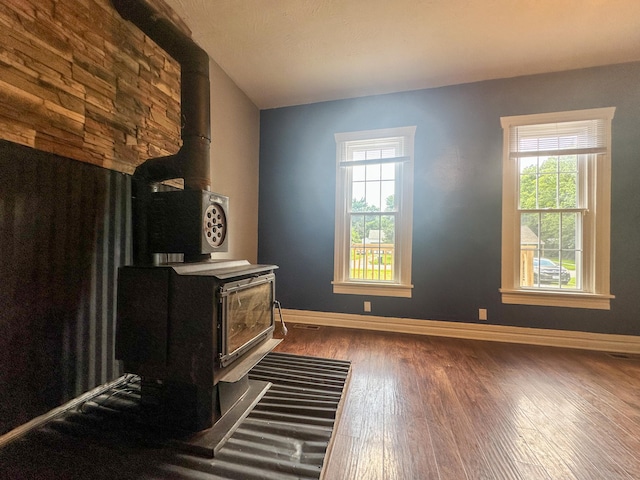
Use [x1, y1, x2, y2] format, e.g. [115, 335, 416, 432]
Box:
[274, 324, 640, 480]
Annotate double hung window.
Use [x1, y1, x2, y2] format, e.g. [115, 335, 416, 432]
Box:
[333, 126, 416, 298]
[500, 108, 615, 309]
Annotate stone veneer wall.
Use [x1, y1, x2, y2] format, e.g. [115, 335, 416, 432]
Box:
[0, 0, 186, 173]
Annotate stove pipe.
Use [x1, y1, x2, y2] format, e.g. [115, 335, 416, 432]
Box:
[112, 0, 212, 264]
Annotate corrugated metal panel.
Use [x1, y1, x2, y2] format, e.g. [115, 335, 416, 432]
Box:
[72, 162, 131, 395]
[0, 353, 351, 480]
[218, 352, 351, 479]
[0, 140, 130, 434]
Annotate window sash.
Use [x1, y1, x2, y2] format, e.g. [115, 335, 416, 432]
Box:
[517, 153, 591, 212]
[518, 210, 584, 291]
[348, 211, 397, 282]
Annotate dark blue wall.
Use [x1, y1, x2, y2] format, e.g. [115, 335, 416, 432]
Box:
[258, 62, 640, 336]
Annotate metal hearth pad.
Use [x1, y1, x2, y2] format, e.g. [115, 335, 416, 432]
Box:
[0, 352, 351, 480]
[169, 378, 272, 458]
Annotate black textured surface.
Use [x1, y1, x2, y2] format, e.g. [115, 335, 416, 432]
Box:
[0, 352, 351, 480]
[0, 140, 130, 435]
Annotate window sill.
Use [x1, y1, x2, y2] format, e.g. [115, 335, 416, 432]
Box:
[332, 281, 413, 298]
[500, 288, 614, 310]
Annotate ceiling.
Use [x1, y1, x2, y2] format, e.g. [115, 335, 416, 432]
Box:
[163, 0, 640, 109]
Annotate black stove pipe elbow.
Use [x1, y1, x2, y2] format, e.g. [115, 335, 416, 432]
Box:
[112, 0, 212, 264]
[112, 0, 211, 191]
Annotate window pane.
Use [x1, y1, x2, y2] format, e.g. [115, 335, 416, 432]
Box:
[571, 250, 582, 290]
[352, 183, 365, 210]
[519, 173, 537, 209]
[381, 214, 395, 246]
[366, 163, 381, 181]
[540, 212, 560, 250]
[559, 173, 577, 208]
[560, 212, 579, 250]
[559, 155, 577, 172]
[381, 162, 395, 180]
[381, 181, 395, 210]
[537, 173, 558, 208]
[520, 213, 540, 287]
[560, 212, 580, 290]
[519, 156, 537, 172]
[380, 215, 395, 281]
[353, 165, 366, 181]
[364, 215, 381, 246]
[350, 214, 365, 279]
[351, 214, 366, 245]
[541, 156, 558, 172]
[365, 181, 381, 210]
[521, 213, 541, 249]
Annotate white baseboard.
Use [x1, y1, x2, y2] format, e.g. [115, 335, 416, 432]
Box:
[281, 309, 640, 354]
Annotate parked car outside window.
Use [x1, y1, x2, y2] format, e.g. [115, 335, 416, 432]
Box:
[533, 257, 571, 285]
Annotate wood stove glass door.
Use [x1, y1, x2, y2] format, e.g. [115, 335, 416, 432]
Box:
[219, 273, 275, 367]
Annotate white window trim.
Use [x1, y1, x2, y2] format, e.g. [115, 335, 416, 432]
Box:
[332, 126, 416, 298]
[500, 107, 615, 310]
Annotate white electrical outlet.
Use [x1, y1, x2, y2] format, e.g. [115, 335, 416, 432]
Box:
[479, 308, 488, 321]
[364, 301, 371, 312]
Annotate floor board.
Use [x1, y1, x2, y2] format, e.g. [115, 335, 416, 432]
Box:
[274, 324, 640, 480]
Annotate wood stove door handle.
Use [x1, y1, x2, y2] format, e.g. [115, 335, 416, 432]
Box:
[274, 300, 288, 336]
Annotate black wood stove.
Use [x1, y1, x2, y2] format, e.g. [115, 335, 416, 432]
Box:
[110, 0, 283, 456]
[116, 260, 280, 436]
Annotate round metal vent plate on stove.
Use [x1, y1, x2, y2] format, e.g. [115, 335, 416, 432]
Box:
[204, 203, 227, 248]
